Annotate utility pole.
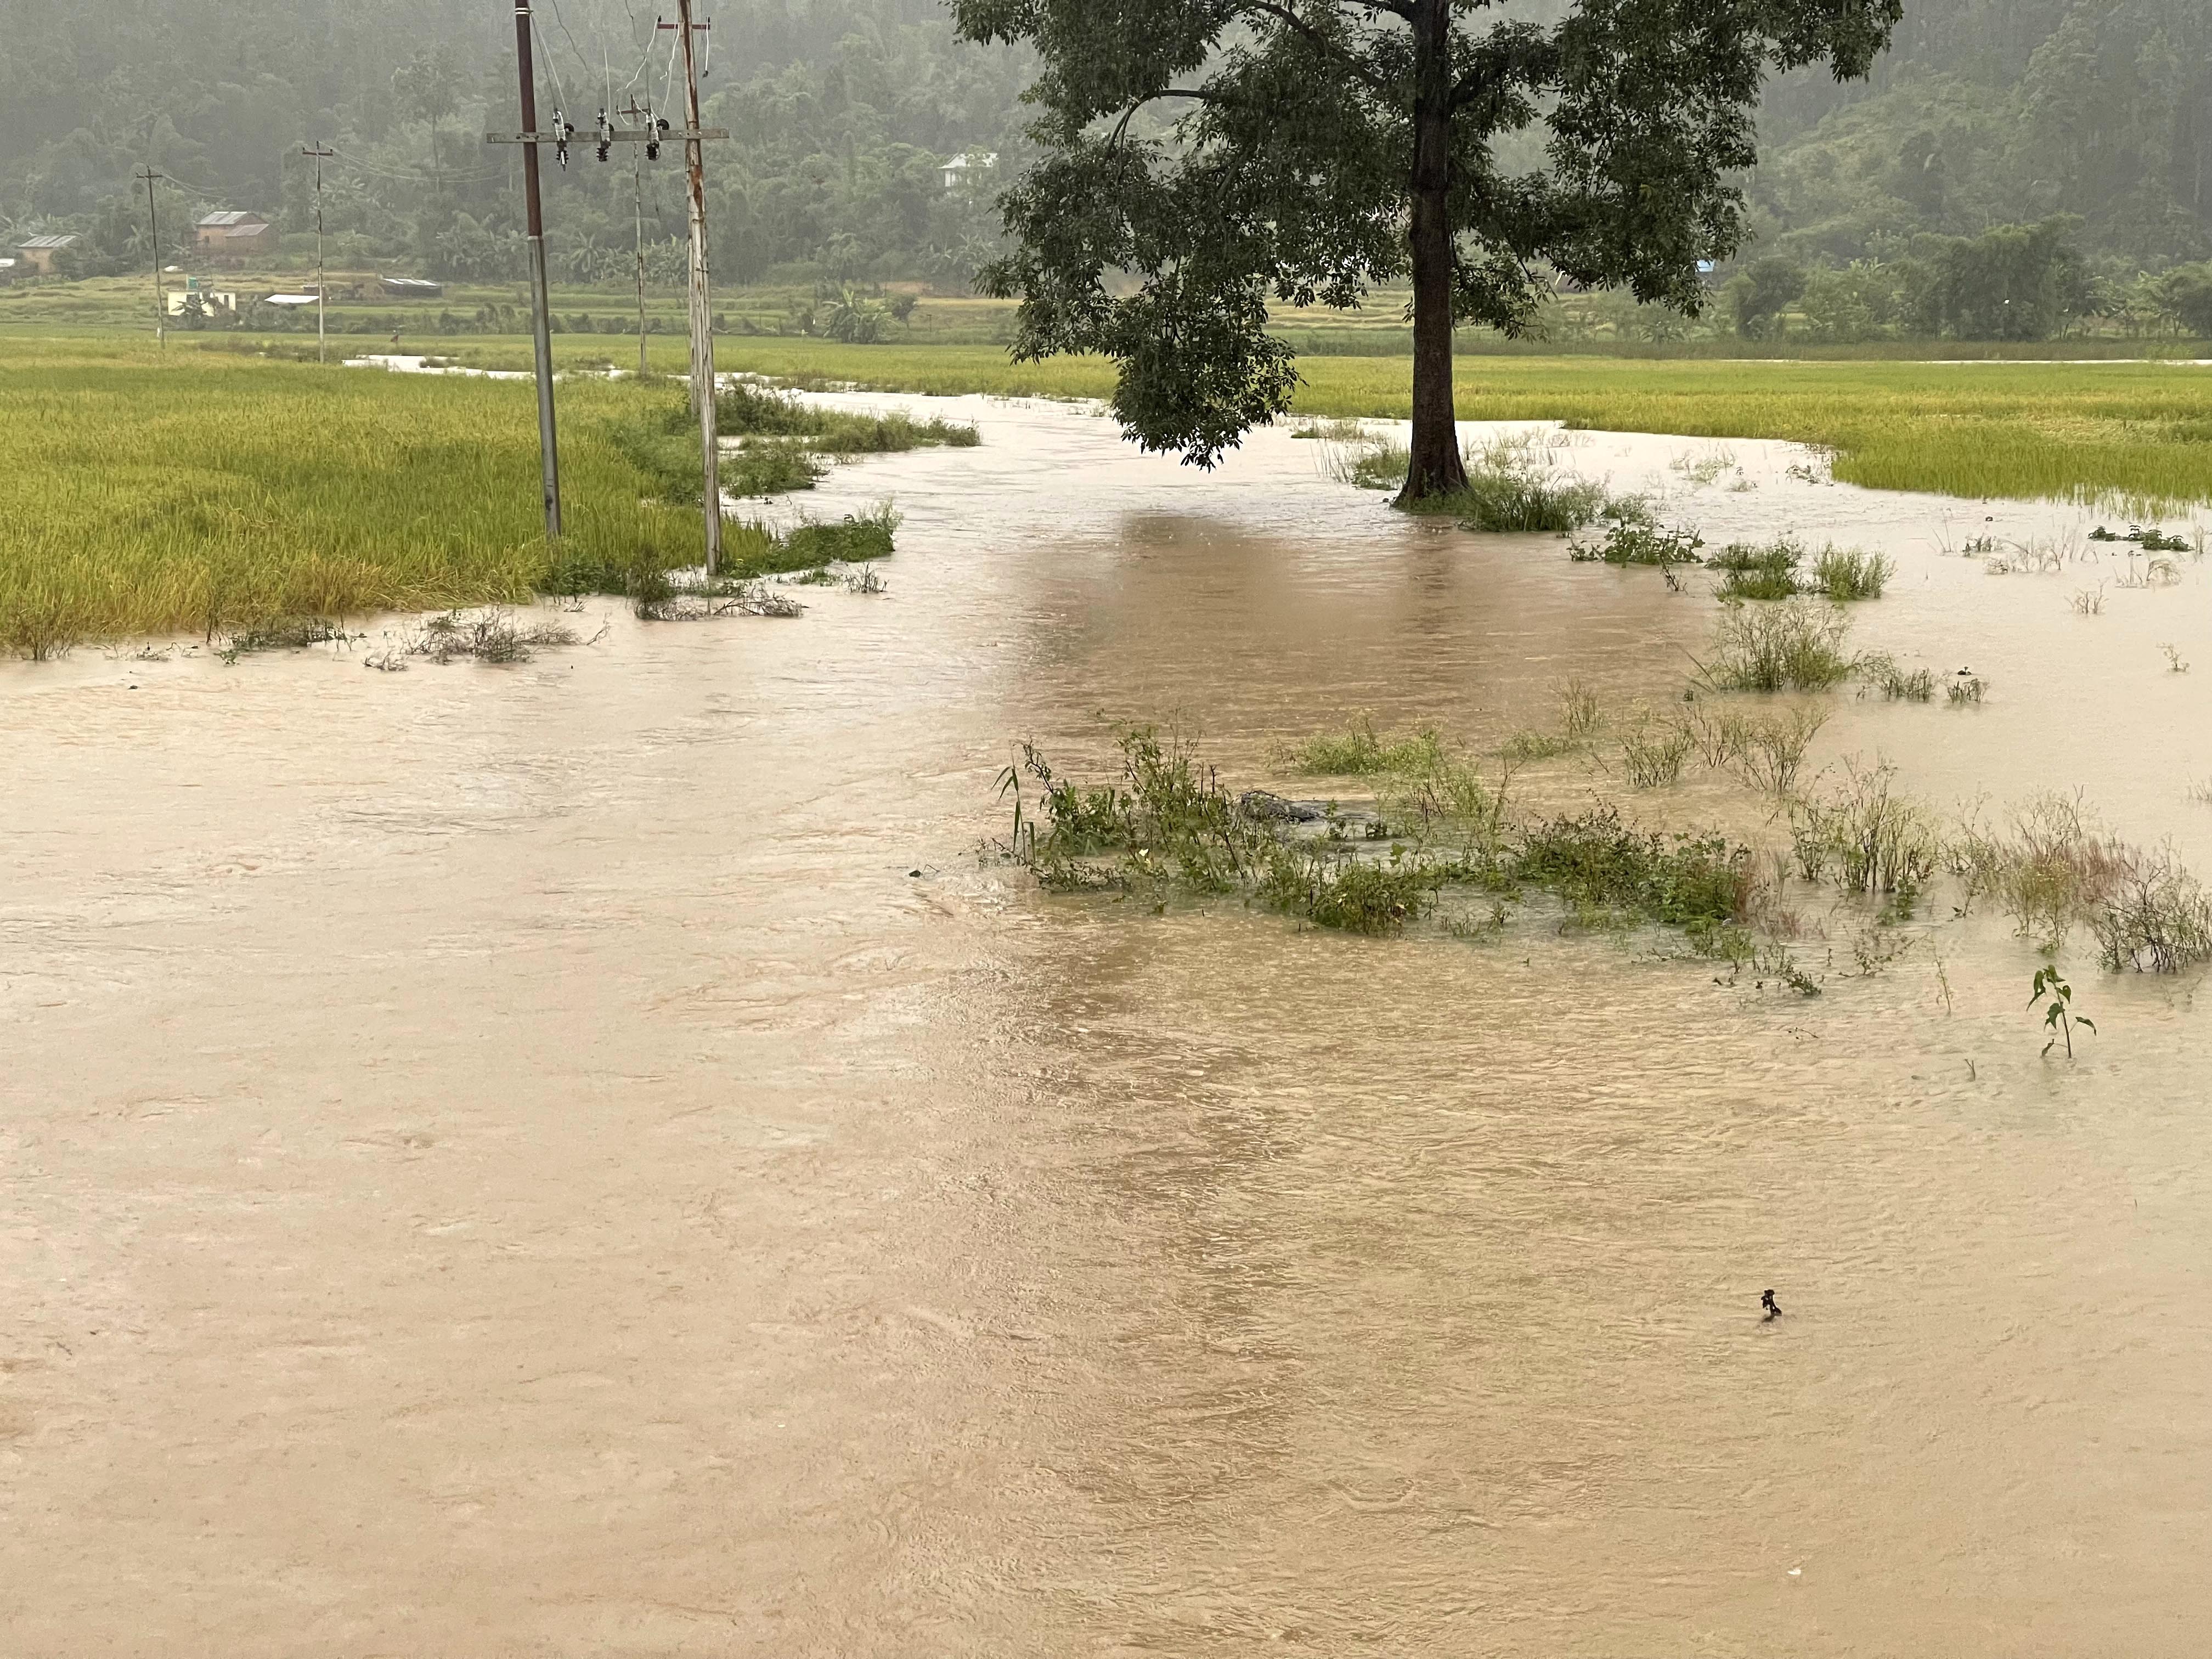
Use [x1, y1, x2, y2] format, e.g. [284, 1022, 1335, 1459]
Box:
[489, 20, 726, 565]
[668, 1, 721, 577]
[136, 167, 165, 348]
[619, 96, 652, 380]
[510, 1, 562, 540]
[302, 143, 335, 364]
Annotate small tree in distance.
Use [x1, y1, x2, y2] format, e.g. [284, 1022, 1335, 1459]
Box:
[950, 0, 1903, 504]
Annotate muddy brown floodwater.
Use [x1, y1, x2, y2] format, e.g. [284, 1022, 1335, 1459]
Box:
[5, 393, 2211, 1656]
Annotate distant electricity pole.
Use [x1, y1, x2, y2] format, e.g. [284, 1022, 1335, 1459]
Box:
[301, 143, 336, 363]
[663, 0, 723, 575]
[492, 0, 565, 541]
[136, 166, 165, 348]
[618, 95, 654, 380]
[490, 7, 727, 568]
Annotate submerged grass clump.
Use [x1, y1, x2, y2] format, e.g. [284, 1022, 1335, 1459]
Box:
[1707, 537, 1892, 601]
[1447, 437, 1613, 532]
[1855, 652, 1937, 701]
[1696, 600, 1855, 692]
[724, 503, 901, 579]
[1791, 760, 1939, 898]
[1000, 725, 1757, 944]
[1274, 715, 1445, 777]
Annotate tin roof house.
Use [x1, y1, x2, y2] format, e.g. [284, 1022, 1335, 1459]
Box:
[195, 211, 277, 262]
[16, 233, 78, 274]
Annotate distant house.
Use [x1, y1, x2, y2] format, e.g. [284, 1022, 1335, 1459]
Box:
[0, 256, 18, 284]
[940, 151, 997, 191]
[379, 276, 443, 298]
[17, 233, 78, 274]
[195, 211, 277, 262]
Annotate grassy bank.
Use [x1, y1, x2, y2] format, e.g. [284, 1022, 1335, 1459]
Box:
[0, 337, 707, 653]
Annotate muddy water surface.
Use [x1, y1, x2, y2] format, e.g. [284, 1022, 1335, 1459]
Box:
[4, 396, 2210, 1655]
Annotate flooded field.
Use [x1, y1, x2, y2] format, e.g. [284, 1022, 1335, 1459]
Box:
[4, 393, 2210, 1654]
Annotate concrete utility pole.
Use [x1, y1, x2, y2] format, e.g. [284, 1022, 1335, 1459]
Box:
[489, 13, 727, 566]
[619, 95, 653, 380]
[136, 167, 165, 348]
[302, 143, 335, 363]
[510, 1, 563, 540]
[667, 1, 722, 576]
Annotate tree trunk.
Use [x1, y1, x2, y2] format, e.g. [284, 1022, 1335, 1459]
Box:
[1397, 0, 1466, 506]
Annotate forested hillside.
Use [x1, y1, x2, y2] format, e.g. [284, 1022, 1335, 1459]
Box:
[1, 0, 2208, 336]
[0, 0, 1029, 288]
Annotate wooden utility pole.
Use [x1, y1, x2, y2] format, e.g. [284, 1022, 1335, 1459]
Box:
[301, 143, 335, 363]
[668, 1, 721, 576]
[136, 167, 165, 348]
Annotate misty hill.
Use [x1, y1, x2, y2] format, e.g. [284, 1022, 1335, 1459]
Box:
[0, 0, 2205, 303]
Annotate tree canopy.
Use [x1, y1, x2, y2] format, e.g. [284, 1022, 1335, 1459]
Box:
[953, 0, 1902, 496]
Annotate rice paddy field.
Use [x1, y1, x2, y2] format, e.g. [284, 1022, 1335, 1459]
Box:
[4, 330, 2212, 653]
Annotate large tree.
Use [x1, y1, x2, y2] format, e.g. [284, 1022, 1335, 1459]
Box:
[949, 0, 1904, 503]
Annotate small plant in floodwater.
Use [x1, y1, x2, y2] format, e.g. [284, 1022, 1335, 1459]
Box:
[2089, 848, 2212, 973]
[1559, 679, 1604, 743]
[1567, 520, 1705, 568]
[1946, 673, 1988, 707]
[1695, 600, 1854, 693]
[2070, 584, 2107, 616]
[1791, 759, 1937, 898]
[2028, 967, 2095, 1059]
[1728, 705, 1829, 795]
[1807, 545, 1893, 602]
[1617, 715, 1694, 789]
[399, 608, 582, 664]
[1854, 652, 1936, 702]
[1710, 537, 1803, 601]
[2160, 642, 2189, 673]
[218, 616, 357, 663]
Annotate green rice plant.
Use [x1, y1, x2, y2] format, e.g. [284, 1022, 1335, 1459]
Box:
[1854, 652, 1937, 701]
[724, 443, 828, 497]
[712, 380, 979, 452]
[1618, 716, 1694, 788]
[1696, 600, 1854, 693]
[1808, 545, 1894, 601]
[1276, 715, 1445, 776]
[1790, 760, 1938, 897]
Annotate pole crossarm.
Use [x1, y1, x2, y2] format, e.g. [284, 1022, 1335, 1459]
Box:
[486, 129, 726, 143]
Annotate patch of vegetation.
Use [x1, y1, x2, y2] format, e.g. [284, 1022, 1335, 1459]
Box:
[1807, 545, 1894, 601]
[1711, 536, 1804, 600]
[363, 608, 584, 669]
[1791, 760, 1939, 898]
[1855, 652, 1936, 701]
[1950, 793, 2151, 951]
[1948, 674, 1988, 706]
[1696, 600, 1855, 692]
[1275, 715, 1445, 777]
[1568, 519, 1707, 567]
[1327, 439, 1413, 490]
[1001, 726, 1758, 946]
[725, 503, 901, 579]
[1445, 437, 1615, 532]
[217, 617, 356, 662]
[1618, 716, 1695, 788]
[2091, 851, 2212, 973]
